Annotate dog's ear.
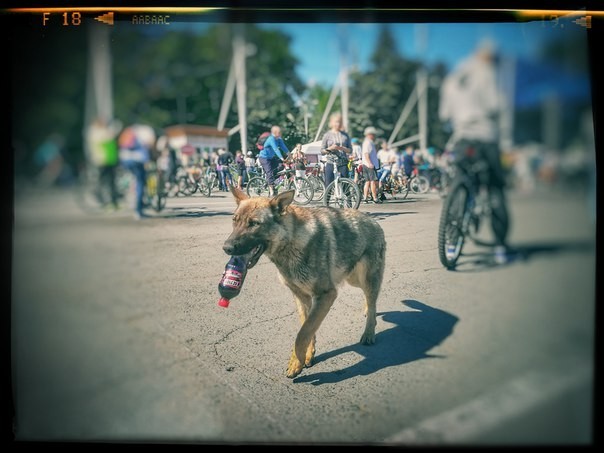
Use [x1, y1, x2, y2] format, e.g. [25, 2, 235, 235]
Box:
[230, 184, 249, 205]
[270, 190, 295, 214]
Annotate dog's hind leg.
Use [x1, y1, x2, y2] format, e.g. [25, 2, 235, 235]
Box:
[292, 290, 316, 368]
[286, 288, 337, 378]
[356, 257, 384, 345]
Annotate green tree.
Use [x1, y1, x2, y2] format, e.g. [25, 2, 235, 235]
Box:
[111, 23, 307, 152]
[348, 25, 420, 142]
[347, 24, 448, 151]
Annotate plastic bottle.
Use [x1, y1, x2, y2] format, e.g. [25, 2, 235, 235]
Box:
[217, 255, 248, 308]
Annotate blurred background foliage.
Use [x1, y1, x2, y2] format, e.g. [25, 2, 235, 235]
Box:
[10, 20, 592, 177]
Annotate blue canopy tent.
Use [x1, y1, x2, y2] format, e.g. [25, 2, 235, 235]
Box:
[513, 58, 591, 109]
[511, 57, 592, 148]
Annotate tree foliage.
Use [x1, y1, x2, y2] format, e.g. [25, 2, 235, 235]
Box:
[11, 21, 454, 175]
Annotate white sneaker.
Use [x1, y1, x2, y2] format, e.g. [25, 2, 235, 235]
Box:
[494, 245, 508, 265]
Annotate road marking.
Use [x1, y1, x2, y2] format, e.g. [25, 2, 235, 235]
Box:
[383, 360, 593, 444]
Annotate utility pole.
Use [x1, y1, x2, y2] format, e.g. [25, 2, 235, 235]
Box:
[217, 25, 253, 152]
[84, 23, 113, 160]
[233, 26, 248, 153]
[416, 24, 428, 153]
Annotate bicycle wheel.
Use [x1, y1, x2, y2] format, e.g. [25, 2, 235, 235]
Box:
[246, 176, 269, 197]
[286, 177, 314, 205]
[307, 175, 326, 202]
[177, 176, 196, 196]
[323, 178, 361, 209]
[395, 174, 410, 199]
[438, 181, 471, 269]
[409, 175, 430, 194]
[152, 191, 167, 212]
[197, 178, 212, 197]
[153, 174, 168, 212]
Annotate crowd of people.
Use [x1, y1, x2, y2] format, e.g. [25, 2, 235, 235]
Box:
[37, 41, 552, 262]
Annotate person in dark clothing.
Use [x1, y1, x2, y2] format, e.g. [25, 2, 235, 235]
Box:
[234, 150, 247, 189]
[402, 146, 415, 180]
[217, 149, 234, 191]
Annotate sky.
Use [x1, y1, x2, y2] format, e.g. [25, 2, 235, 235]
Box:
[258, 20, 587, 86]
[168, 17, 588, 88]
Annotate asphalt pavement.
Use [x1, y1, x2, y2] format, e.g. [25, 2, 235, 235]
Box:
[10, 183, 596, 445]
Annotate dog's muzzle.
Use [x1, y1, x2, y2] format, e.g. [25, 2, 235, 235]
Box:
[222, 242, 266, 269]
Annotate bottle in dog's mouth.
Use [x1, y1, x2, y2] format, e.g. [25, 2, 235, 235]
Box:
[244, 244, 266, 269]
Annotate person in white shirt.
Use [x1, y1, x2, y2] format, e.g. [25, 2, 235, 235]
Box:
[361, 127, 381, 203]
[350, 138, 363, 182]
[439, 39, 510, 263]
[244, 151, 256, 176]
[376, 141, 398, 192]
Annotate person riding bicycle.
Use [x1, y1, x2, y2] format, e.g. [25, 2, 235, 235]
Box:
[258, 125, 289, 196]
[377, 141, 397, 199]
[438, 39, 510, 264]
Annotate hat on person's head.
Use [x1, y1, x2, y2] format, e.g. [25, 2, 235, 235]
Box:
[364, 126, 378, 136]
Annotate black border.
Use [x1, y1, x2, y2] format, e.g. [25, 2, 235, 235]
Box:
[3, 0, 601, 448]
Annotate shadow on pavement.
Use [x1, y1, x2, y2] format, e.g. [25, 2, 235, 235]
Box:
[293, 300, 459, 385]
[158, 206, 233, 219]
[376, 198, 424, 205]
[367, 211, 418, 220]
[454, 239, 595, 273]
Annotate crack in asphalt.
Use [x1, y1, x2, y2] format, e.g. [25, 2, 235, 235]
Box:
[146, 311, 300, 438]
[212, 309, 297, 361]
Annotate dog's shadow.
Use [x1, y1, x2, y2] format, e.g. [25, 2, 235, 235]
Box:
[294, 299, 459, 385]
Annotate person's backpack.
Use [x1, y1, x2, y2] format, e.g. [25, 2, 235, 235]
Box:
[256, 131, 271, 151]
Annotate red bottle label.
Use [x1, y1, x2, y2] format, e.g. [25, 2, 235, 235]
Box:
[222, 269, 242, 289]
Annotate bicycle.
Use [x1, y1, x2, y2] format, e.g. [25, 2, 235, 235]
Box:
[377, 171, 409, 201]
[144, 164, 167, 212]
[437, 141, 494, 270]
[304, 163, 325, 202]
[246, 161, 315, 205]
[407, 167, 431, 194]
[174, 165, 210, 197]
[323, 154, 361, 209]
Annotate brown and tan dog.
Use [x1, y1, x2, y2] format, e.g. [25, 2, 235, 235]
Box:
[223, 186, 386, 378]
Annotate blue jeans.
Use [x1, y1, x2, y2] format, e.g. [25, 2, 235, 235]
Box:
[220, 168, 233, 190]
[123, 162, 146, 215]
[378, 167, 391, 183]
[324, 162, 348, 187]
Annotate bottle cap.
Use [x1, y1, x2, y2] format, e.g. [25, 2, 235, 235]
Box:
[218, 297, 230, 308]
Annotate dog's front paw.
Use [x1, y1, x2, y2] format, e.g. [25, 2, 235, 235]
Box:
[286, 354, 304, 378]
[305, 345, 315, 368]
[360, 332, 376, 345]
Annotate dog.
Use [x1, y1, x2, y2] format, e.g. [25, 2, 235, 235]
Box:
[223, 186, 386, 378]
